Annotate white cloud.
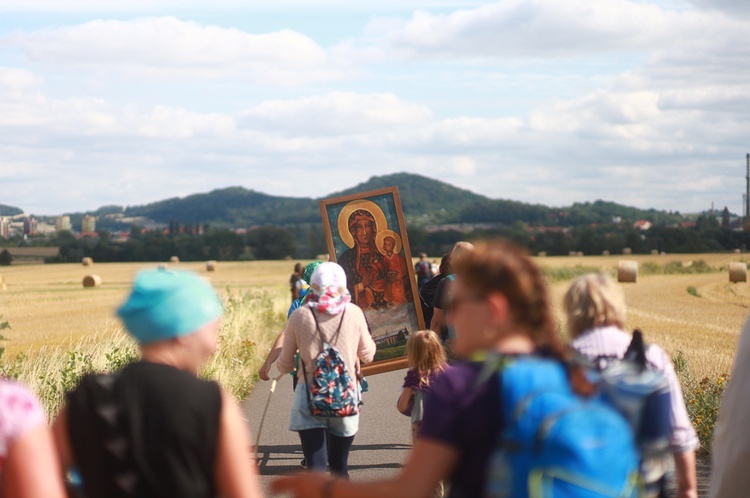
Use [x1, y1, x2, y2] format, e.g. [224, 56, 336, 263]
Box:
[371, 0, 679, 60]
[0, 67, 40, 94]
[240, 92, 433, 136]
[452, 156, 477, 176]
[2, 0, 484, 12]
[6, 17, 350, 85]
[687, 0, 750, 17]
[2, 0, 750, 215]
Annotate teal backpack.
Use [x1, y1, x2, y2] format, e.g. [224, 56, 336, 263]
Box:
[485, 356, 640, 498]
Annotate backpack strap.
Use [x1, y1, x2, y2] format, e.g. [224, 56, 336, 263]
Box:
[308, 307, 347, 348]
[623, 328, 648, 371]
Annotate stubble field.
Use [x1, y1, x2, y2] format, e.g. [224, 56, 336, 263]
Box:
[0, 260, 294, 355]
[1, 254, 747, 377]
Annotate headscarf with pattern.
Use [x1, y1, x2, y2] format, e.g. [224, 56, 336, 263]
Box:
[307, 262, 351, 315]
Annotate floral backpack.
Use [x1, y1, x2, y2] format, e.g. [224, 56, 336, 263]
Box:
[301, 308, 360, 417]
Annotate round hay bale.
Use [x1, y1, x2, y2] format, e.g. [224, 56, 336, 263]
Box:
[537, 251, 547, 257]
[602, 250, 610, 256]
[82, 274, 102, 288]
[734, 249, 741, 254]
[622, 247, 632, 255]
[650, 249, 659, 256]
[618, 260, 638, 283]
[568, 251, 577, 257]
[577, 251, 584, 257]
[169, 256, 180, 264]
[729, 262, 747, 283]
[315, 254, 330, 262]
[157, 263, 169, 271]
[206, 260, 217, 272]
[82, 257, 93, 266]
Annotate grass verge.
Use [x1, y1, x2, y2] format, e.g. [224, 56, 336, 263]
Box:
[673, 350, 729, 455]
[0, 290, 285, 419]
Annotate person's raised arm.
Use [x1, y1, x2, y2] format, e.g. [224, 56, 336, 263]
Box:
[51, 405, 74, 473]
[4, 422, 67, 498]
[214, 389, 264, 498]
[259, 326, 286, 381]
[277, 311, 302, 375]
[396, 387, 414, 416]
[272, 438, 457, 498]
[356, 309, 376, 365]
[430, 278, 449, 336]
[430, 308, 446, 337]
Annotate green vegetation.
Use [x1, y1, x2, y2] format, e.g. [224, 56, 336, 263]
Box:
[673, 351, 728, 455]
[17, 172, 750, 260]
[330, 173, 488, 225]
[640, 260, 717, 275]
[687, 286, 701, 297]
[0, 204, 22, 217]
[541, 266, 609, 283]
[0, 290, 284, 419]
[374, 344, 407, 362]
[0, 249, 12, 266]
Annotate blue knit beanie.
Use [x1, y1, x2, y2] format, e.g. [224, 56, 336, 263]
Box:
[117, 270, 223, 344]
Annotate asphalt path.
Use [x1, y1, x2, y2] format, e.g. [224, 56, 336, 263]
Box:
[242, 368, 412, 497]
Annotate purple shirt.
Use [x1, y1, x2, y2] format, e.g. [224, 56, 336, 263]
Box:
[402, 368, 443, 393]
[418, 361, 503, 498]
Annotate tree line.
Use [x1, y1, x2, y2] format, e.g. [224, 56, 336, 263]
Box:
[36, 214, 749, 264]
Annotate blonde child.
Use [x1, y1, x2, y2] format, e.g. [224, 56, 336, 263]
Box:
[397, 330, 447, 442]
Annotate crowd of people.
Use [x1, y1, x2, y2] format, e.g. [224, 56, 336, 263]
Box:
[5, 238, 750, 497]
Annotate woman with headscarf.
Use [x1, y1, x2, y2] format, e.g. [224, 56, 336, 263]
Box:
[52, 269, 263, 498]
[276, 262, 376, 479]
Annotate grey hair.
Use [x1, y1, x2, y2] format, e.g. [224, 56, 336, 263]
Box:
[563, 273, 627, 338]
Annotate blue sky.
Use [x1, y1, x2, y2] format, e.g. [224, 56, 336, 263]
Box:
[1, 0, 749, 216]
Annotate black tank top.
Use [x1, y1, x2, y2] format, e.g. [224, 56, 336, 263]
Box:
[67, 361, 222, 498]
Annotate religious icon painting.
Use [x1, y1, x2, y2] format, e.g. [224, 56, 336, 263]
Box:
[319, 186, 425, 373]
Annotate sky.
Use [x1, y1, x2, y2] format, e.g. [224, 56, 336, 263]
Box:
[1, 0, 750, 216]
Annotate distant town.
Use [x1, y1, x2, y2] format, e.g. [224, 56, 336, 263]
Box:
[2, 213, 103, 240]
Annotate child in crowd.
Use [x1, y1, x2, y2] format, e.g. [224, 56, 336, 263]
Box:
[397, 329, 447, 497]
[397, 330, 447, 442]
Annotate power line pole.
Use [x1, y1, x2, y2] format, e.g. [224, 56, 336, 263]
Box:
[746, 153, 750, 228]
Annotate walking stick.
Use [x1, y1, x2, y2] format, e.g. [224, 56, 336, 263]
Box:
[254, 363, 283, 462]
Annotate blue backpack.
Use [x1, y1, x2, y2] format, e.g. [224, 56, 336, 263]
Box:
[300, 308, 360, 418]
[485, 356, 640, 498]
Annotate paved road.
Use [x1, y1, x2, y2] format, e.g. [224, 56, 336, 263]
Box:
[242, 368, 412, 497]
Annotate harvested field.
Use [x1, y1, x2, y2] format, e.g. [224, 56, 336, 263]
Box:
[0, 255, 746, 379]
[0, 261, 305, 355]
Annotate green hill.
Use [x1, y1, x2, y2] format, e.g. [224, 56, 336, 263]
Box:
[121, 173, 488, 227]
[0, 204, 23, 217]
[44, 172, 690, 229]
[125, 187, 319, 226]
[459, 199, 684, 227]
[327, 173, 488, 224]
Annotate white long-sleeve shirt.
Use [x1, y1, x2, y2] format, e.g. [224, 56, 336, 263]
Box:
[570, 326, 699, 454]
